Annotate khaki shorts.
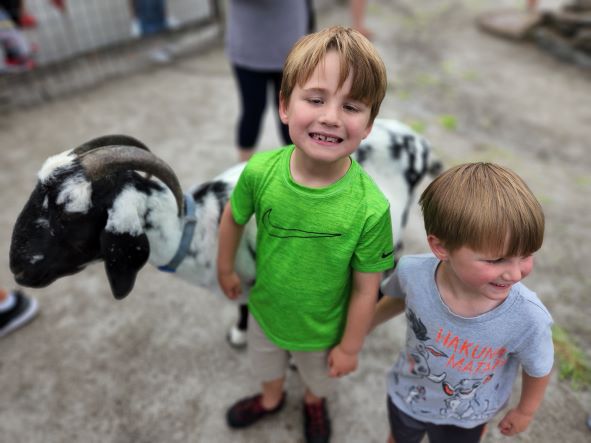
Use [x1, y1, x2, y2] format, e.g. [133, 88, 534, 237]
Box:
[247, 314, 336, 398]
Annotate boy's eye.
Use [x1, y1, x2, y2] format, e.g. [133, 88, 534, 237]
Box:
[306, 97, 323, 105]
[485, 258, 504, 264]
[343, 104, 360, 112]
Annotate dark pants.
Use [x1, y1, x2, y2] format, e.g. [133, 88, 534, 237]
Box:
[387, 396, 486, 443]
[0, 0, 20, 23]
[232, 65, 291, 150]
[133, 0, 166, 35]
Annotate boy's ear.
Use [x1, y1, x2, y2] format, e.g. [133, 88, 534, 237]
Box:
[362, 121, 373, 139]
[427, 235, 449, 261]
[278, 94, 289, 124]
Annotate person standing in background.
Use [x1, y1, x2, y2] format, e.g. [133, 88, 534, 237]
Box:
[226, 0, 310, 162]
[0, 4, 35, 71]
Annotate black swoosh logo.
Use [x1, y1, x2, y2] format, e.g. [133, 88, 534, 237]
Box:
[262, 208, 342, 239]
[381, 250, 394, 258]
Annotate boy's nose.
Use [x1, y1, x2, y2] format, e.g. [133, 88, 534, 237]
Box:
[502, 263, 523, 282]
[320, 105, 340, 126]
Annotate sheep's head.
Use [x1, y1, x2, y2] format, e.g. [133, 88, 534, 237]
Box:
[10, 135, 183, 299]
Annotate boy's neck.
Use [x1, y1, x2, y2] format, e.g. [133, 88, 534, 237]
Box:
[435, 261, 506, 317]
[290, 148, 352, 188]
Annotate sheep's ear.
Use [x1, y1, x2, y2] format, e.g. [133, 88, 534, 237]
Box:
[99, 231, 150, 300]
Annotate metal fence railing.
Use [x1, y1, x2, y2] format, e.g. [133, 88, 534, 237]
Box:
[1, 0, 221, 110]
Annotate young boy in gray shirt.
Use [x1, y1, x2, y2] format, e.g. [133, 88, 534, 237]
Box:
[372, 162, 553, 443]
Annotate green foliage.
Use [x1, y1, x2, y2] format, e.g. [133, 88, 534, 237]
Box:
[552, 325, 591, 390]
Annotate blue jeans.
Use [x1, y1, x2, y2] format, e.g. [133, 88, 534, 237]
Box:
[134, 0, 166, 36]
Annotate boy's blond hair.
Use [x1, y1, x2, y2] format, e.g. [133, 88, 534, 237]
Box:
[420, 162, 544, 256]
[280, 26, 387, 123]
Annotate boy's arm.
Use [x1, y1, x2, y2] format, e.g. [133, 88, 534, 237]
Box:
[369, 294, 406, 332]
[217, 202, 245, 300]
[328, 270, 381, 378]
[498, 370, 551, 436]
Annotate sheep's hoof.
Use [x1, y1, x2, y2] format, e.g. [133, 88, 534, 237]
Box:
[226, 324, 247, 349]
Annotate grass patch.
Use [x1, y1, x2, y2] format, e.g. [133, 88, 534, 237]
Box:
[408, 120, 427, 134]
[552, 325, 591, 390]
[537, 195, 553, 205]
[575, 176, 591, 187]
[438, 114, 457, 131]
[416, 73, 441, 88]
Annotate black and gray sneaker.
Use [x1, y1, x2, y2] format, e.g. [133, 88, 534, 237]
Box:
[226, 392, 286, 428]
[0, 290, 39, 337]
[304, 398, 331, 443]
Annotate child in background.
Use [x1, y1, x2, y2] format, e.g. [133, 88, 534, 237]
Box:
[0, 5, 35, 72]
[217, 26, 394, 443]
[372, 162, 553, 443]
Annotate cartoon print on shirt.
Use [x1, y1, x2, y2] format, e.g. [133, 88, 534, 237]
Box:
[406, 308, 448, 383]
[396, 386, 429, 414]
[394, 308, 448, 411]
[440, 374, 494, 420]
[396, 309, 503, 419]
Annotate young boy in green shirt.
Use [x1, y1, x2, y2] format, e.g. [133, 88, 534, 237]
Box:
[217, 26, 394, 443]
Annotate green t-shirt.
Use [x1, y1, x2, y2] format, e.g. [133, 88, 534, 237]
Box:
[231, 146, 394, 351]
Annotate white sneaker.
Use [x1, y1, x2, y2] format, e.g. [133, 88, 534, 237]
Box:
[226, 324, 247, 348]
[167, 15, 180, 30]
[130, 18, 141, 38]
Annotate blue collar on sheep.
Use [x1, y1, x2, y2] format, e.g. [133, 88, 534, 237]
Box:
[158, 193, 197, 273]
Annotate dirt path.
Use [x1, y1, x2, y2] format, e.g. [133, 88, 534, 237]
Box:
[1, 1, 589, 442]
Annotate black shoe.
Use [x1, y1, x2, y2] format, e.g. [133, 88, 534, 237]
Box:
[226, 392, 286, 428]
[0, 290, 39, 337]
[303, 398, 331, 443]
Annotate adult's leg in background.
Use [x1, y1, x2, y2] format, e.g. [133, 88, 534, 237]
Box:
[233, 65, 270, 161]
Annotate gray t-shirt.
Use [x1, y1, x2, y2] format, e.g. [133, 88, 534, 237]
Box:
[226, 0, 309, 71]
[382, 254, 553, 428]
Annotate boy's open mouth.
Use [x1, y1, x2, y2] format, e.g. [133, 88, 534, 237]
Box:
[310, 132, 343, 143]
[490, 282, 509, 288]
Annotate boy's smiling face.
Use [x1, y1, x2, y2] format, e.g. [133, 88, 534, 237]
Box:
[279, 50, 373, 167]
[429, 235, 535, 313]
[444, 246, 534, 303]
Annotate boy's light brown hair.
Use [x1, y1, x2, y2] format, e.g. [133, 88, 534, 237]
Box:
[419, 162, 545, 256]
[280, 26, 387, 123]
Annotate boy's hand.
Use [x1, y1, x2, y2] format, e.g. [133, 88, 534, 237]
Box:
[328, 345, 358, 378]
[218, 271, 242, 300]
[498, 407, 534, 436]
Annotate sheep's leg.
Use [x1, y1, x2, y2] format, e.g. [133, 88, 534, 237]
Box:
[227, 303, 248, 348]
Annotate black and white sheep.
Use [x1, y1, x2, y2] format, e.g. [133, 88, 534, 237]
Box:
[9, 119, 441, 346]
